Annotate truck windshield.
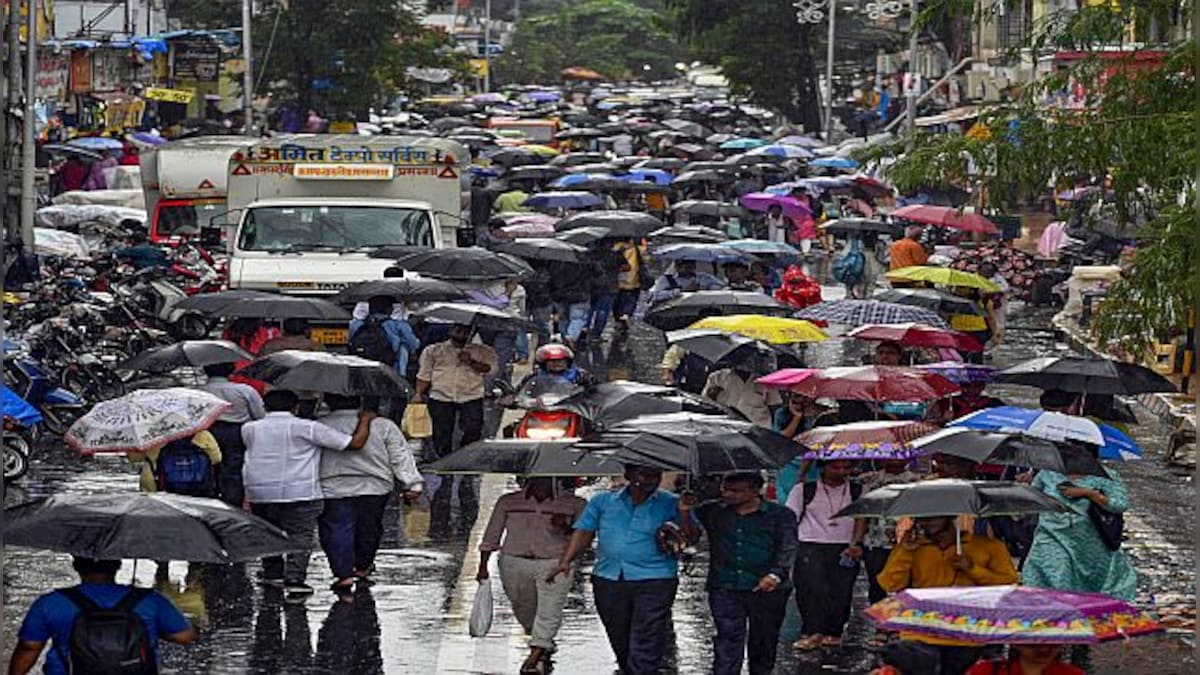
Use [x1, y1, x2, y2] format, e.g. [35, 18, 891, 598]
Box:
[237, 205, 434, 252]
[156, 202, 223, 239]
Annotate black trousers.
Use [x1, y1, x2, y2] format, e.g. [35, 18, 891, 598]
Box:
[708, 588, 788, 675]
[793, 542, 858, 638]
[882, 640, 985, 675]
[864, 546, 893, 605]
[592, 576, 677, 675]
[208, 421, 245, 507]
[428, 398, 484, 535]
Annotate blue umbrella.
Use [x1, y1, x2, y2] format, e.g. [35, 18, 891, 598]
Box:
[747, 144, 813, 160]
[67, 137, 123, 151]
[523, 191, 604, 210]
[550, 173, 614, 189]
[776, 135, 826, 149]
[718, 239, 800, 256]
[619, 169, 672, 186]
[950, 406, 1142, 461]
[720, 138, 767, 151]
[810, 156, 860, 170]
[127, 132, 166, 147]
[652, 243, 751, 264]
[526, 91, 561, 103]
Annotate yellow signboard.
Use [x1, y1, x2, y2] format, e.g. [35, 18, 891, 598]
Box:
[145, 87, 196, 104]
[469, 58, 489, 78]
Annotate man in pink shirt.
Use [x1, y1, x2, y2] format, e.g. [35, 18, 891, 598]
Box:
[785, 460, 867, 651]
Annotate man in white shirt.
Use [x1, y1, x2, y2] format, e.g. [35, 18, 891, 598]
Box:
[199, 363, 265, 506]
[241, 390, 374, 601]
[703, 367, 781, 427]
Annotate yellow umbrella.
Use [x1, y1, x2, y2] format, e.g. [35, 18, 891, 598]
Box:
[690, 315, 828, 344]
[885, 266, 1000, 293]
[523, 144, 561, 156]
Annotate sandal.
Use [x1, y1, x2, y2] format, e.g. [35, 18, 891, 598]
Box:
[821, 636, 842, 648]
[792, 634, 825, 651]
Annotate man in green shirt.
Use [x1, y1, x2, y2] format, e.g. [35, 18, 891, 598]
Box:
[695, 473, 798, 675]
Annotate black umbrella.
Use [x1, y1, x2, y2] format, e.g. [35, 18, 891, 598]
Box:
[643, 291, 790, 331]
[837, 479, 1068, 520]
[568, 177, 633, 193]
[995, 356, 1177, 395]
[122, 340, 252, 373]
[237, 350, 410, 396]
[661, 119, 712, 138]
[910, 427, 1108, 476]
[874, 288, 984, 316]
[636, 157, 685, 170]
[373, 247, 533, 280]
[549, 152, 608, 167]
[194, 294, 350, 321]
[174, 289, 278, 315]
[554, 128, 606, 140]
[671, 200, 743, 219]
[665, 329, 783, 366]
[424, 439, 625, 476]
[506, 165, 566, 182]
[5, 493, 298, 563]
[672, 170, 733, 187]
[821, 218, 900, 236]
[556, 226, 611, 246]
[682, 161, 737, 173]
[429, 117, 473, 132]
[553, 210, 664, 239]
[412, 302, 534, 332]
[586, 413, 803, 473]
[487, 148, 549, 168]
[549, 380, 732, 431]
[648, 226, 729, 245]
[333, 278, 467, 305]
[495, 237, 586, 262]
[604, 181, 671, 195]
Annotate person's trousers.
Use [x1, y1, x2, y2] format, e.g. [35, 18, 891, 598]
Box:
[318, 494, 390, 580]
[529, 304, 553, 345]
[554, 301, 590, 342]
[497, 555, 573, 649]
[207, 421, 245, 507]
[250, 500, 323, 584]
[863, 546, 893, 605]
[589, 293, 616, 336]
[428, 398, 484, 529]
[591, 575, 677, 675]
[614, 289, 640, 324]
[708, 588, 789, 675]
[793, 542, 858, 637]
[478, 329, 516, 387]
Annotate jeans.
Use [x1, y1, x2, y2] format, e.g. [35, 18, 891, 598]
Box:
[793, 542, 858, 638]
[554, 301, 590, 342]
[614, 289, 640, 324]
[427, 398, 484, 533]
[591, 575, 677, 675]
[208, 421, 245, 507]
[318, 494, 390, 580]
[589, 293, 616, 336]
[250, 500, 323, 584]
[708, 588, 789, 675]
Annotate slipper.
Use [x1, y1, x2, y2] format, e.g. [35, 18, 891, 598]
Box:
[792, 635, 824, 651]
[821, 636, 842, 648]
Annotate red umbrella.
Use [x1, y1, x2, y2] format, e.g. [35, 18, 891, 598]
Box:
[783, 366, 960, 402]
[891, 205, 998, 234]
[848, 323, 985, 352]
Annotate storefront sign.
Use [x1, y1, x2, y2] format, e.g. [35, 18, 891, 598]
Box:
[172, 39, 220, 82]
[145, 87, 195, 104]
[293, 164, 396, 180]
[36, 51, 69, 99]
[69, 50, 92, 94]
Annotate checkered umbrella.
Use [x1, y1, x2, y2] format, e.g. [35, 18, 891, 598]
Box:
[796, 300, 948, 328]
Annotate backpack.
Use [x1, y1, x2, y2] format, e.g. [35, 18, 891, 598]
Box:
[833, 248, 866, 285]
[348, 317, 398, 365]
[62, 587, 156, 675]
[154, 438, 216, 497]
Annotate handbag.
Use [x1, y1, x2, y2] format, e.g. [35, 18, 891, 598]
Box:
[1086, 501, 1124, 551]
[468, 580, 494, 637]
[401, 403, 433, 439]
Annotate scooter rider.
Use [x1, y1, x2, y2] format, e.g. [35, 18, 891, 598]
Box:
[519, 344, 595, 390]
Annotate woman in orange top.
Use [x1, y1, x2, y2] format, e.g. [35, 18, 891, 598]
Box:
[889, 225, 929, 270]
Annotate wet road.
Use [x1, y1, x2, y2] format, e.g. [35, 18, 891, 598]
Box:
[1, 269, 1194, 674]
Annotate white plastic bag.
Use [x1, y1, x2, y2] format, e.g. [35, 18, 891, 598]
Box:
[468, 580, 494, 637]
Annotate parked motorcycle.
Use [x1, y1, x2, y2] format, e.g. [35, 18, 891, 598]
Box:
[4, 340, 89, 435]
[3, 415, 32, 481]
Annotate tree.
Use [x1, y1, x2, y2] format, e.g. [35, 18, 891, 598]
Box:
[495, 0, 689, 83]
[253, 0, 467, 114]
[856, 5, 1196, 354]
[665, 0, 823, 131]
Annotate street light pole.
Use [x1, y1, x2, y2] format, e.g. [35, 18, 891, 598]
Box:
[904, 0, 919, 149]
[20, 0, 37, 243]
[242, 0, 254, 136]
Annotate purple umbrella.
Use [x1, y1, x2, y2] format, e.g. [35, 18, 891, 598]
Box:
[916, 362, 997, 385]
[472, 93, 508, 104]
[738, 192, 811, 220]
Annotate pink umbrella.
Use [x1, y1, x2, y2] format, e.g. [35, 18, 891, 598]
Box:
[780, 366, 960, 402]
[848, 323, 985, 352]
[499, 213, 559, 237]
[892, 204, 999, 234]
[739, 192, 812, 221]
[756, 368, 817, 389]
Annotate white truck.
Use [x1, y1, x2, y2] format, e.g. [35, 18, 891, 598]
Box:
[139, 136, 258, 244]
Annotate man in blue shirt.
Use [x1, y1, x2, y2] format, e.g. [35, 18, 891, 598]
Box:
[10, 557, 195, 674]
[350, 295, 421, 379]
[548, 465, 699, 675]
[114, 231, 168, 270]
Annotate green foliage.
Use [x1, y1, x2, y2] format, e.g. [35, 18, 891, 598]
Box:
[164, 0, 240, 29]
[496, 0, 688, 83]
[254, 0, 467, 113]
[664, 0, 822, 130]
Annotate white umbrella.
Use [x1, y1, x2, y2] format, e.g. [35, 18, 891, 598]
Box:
[65, 388, 231, 455]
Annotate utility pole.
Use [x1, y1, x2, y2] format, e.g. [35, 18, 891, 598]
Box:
[823, 0, 836, 140]
[19, 0, 37, 243]
[3, 0, 22, 234]
[242, 0, 254, 135]
[483, 0, 492, 93]
[904, 0, 919, 150]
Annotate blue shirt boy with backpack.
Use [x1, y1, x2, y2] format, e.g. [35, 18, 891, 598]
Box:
[349, 298, 421, 379]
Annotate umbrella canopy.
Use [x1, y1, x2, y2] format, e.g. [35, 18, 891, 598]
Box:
[774, 366, 960, 402]
[424, 439, 624, 476]
[672, 170, 734, 187]
[590, 413, 803, 473]
[643, 291, 791, 331]
[619, 168, 673, 186]
[776, 135, 825, 148]
[886, 266, 1001, 292]
[376, 247, 533, 280]
[718, 239, 800, 257]
[495, 213, 559, 237]
[556, 226, 611, 246]
[739, 192, 812, 220]
[523, 191, 605, 210]
[66, 388, 231, 454]
[648, 226, 730, 245]
[181, 294, 349, 321]
[951, 407, 1142, 461]
[122, 340, 252, 374]
[636, 157, 685, 170]
[505, 165, 567, 182]
[874, 288, 984, 316]
[746, 144, 813, 159]
[796, 300, 949, 328]
[665, 329, 785, 365]
[915, 362, 997, 385]
[549, 380, 731, 431]
[797, 420, 940, 460]
[42, 144, 103, 160]
[837, 478, 1069, 519]
[495, 237, 586, 262]
[865, 585, 1162, 645]
[554, 210, 664, 239]
[236, 350, 410, 396]
[809, 156, 859, 170]
[549, 172, 615, 189]
[994, 356, 1176, 395]
[911, 427, 1108, 475]
[652, 243, 750, 264]
[719, 138, 768, 150]
[689, 315, 827, 344]
[548, 152, 608, 167]
[820, 218, 899, 236]
[412, 302, 534, 332]
[848, 323, 985, 352]
[5, 493, 298, 563]
[892, 205, 999, 234]
[173, 289, 282, 315]
[661, 119, 712, 138]
[333, 278, 466, 305]
[67, 136, 124, 151]
[671, 200, 742, 219]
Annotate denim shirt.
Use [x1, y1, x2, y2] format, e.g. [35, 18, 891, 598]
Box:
[574, 487, 690, 581]
[349, 315, 421, 376]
